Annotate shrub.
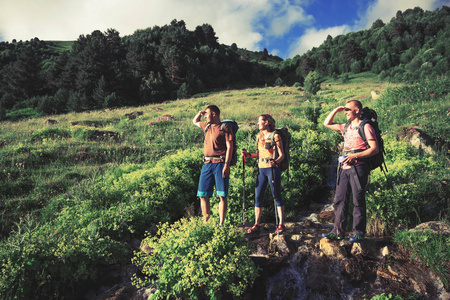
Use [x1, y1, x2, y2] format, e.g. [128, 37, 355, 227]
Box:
[0, 215, 125, 299]
[132, 217, 259, 299]
[370, 293, 404, 300]
[304, 71, 321, 95]
[275, 77, 284, 86]
[5, 108, 40, 121]
[341, 72, 350, 83]
[365, 137, 449, 235]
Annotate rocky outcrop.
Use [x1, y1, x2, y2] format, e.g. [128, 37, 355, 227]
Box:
[242, 217, 449, 299]
[44, 119, 58, 125]
[399, 126, 445, 155]
[125, 111, 144, 120]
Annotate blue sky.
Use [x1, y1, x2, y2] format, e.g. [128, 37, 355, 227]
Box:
[0, 0, 449, 59]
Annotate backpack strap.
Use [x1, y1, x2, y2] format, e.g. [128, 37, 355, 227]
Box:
[204, 123, 211, 134]
[343, 122, 351, 136]
[357, 120, 369, 148]
[267, 131, 279, 159]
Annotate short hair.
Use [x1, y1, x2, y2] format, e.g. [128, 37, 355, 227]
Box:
[206, 105, 220, 116]
[346, 100, 362, 111]
[260, 114, 276, 131]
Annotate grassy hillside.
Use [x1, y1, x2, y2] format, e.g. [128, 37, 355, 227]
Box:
[46, 41, 74, 52]
[0, 72, 448, 299]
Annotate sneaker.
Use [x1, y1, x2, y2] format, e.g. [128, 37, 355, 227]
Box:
[349, 234, 364, 243]
[321, 232, 343, 240]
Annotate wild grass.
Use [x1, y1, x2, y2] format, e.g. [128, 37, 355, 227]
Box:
[394, 229, 450, 289]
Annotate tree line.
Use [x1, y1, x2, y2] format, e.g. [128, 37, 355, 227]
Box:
[0, 20, 279, 118]
[0, 6, 449, 119]
[280, 6, 450, 85]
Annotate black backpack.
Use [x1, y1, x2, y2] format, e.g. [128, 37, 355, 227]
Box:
[344, 107, 387, 173]
[204, 119, 239, 166]
[266, 127, 291, 175]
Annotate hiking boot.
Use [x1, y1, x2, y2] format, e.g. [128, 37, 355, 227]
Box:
[349, 234, 364, 243]
[321, 232, 343, 240]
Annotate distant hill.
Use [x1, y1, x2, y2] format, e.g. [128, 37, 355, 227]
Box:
[279, 5, 450, 83]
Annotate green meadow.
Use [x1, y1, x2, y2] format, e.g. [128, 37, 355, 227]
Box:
[0, 73, 448, 299]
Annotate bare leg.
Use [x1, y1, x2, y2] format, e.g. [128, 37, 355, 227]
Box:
[254, 207, 263, 225]
[277, 206, 285, 225]
[200, 196, 210, 223]
[218, 196, 227, 225]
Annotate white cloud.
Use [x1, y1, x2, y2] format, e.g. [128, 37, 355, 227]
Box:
[360, 0, 449, 28]
[288, 25, 351, 57]
[268, 4, 314, 37]
[0, 0, 312, 52]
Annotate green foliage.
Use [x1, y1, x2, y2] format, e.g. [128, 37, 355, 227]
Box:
[0, 73, 447, 299]
[304, 71, 321, 95]
[29, 127, 71, 142]
[370, 293, 404, 300]
[394, 229, 450, 288]
[0, 214, 126, 299]
[275, 77, 284, 86]
[281, 6, 450, 83]
[177, 83, 191, 99]
[132, 217, 259, 299]
[5, 107, 40, 120]
[365, 136, 449, 235]
[341, 73, 350, 83]
[373, 77, 450, 144]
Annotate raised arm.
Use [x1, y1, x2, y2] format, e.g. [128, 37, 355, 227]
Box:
[193, 110, 205, 127]
[323, 106, 345, 132]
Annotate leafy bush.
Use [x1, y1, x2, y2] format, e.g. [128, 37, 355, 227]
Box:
[132, 217, 259, 299]
[0, 215, 126, 299]
[365, 137, 449, 235]
[0, 148, 204, 299]
[304, 71, 321, 95]
[5, 108, 40, 121]
[370, 293, 404, 300]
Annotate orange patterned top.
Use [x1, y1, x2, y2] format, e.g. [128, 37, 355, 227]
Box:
[257, 131, 281, 168]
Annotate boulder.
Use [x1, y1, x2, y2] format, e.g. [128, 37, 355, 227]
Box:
[409, 221, 450, 236]
[371, 90, 381, 100]
[319, 238, 346, 259]
[44, 119, 57, 125]
[318, 210, 335, 223]
[400, 127, 437, 155]
[125, 111, 144, 120]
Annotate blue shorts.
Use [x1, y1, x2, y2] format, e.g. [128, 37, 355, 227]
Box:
[197, 162, 229, 197]
[255, 167, 284, 207]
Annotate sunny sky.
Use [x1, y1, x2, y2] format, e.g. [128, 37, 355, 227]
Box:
[0, 0, 449, 59]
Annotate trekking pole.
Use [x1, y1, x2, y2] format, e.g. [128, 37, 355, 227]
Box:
[242, 149, 247, 226]
[271, 165, 279, 230]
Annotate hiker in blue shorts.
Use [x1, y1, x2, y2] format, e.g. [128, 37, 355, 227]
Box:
[322, 100, 379, 243]
[193, 105, 233, 225]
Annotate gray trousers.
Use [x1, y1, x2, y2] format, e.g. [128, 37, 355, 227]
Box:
[332, 164, 369, 237]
